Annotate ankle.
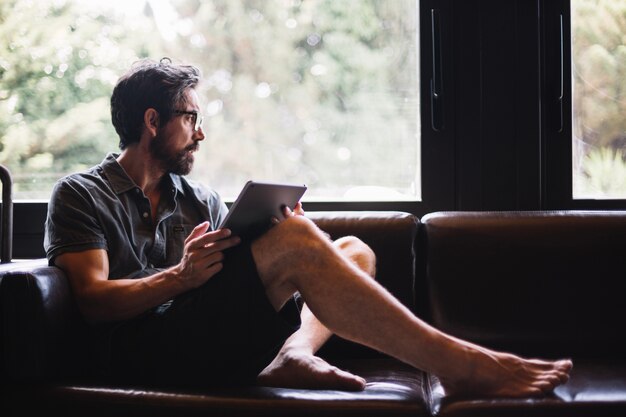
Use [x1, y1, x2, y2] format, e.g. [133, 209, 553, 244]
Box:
[430, 334, 480, 381]
[278, 343, 315, 359]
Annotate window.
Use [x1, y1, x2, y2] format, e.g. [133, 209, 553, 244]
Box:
[542, 0, 626, 208]
[0, 0, 420, 202]
[571, 0, 626, 199]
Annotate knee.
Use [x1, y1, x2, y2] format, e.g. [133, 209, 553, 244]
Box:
[334, 236, 376, 277]
[265, 215, 330, 257]
[280, 215, 325, 241]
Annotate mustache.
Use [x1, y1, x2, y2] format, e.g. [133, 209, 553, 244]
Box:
[185, 142, 199, 153]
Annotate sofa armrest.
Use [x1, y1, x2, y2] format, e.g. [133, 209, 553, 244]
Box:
[1, 264, 88, 381]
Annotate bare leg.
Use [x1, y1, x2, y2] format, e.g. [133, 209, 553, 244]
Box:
[252, 216, 572, 397]
[258, 236, 375, 390]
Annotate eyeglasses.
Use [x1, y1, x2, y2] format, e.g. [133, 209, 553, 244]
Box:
[174, 110, 204, 132]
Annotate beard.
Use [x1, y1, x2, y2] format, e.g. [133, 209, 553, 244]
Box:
[150, 131, 198, 176]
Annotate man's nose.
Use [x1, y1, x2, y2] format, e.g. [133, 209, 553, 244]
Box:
[194, 126, 206, 141]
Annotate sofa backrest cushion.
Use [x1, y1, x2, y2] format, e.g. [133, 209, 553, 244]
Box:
[421, 211, 626, 357]
[309, 211, 419, 311]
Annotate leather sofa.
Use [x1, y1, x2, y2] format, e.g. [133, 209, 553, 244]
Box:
[1, 210, 626, 416]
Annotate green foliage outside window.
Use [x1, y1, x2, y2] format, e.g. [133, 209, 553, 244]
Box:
[0, 0, 420, 201]
[572, 0, 626, 198]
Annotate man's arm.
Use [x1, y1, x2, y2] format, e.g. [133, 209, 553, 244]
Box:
[55, 222, 240, 323]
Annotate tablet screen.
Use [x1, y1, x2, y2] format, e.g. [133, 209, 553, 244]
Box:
[219, 181, 307, 238]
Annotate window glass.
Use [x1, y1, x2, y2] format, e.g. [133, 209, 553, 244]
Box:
[571, 0, 626, 199]
[0, 0, 420, 201]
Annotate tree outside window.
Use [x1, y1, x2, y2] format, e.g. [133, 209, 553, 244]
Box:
[0, 0, 420, 201]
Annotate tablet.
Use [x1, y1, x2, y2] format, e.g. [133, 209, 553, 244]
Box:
[219, 181, 307, 238]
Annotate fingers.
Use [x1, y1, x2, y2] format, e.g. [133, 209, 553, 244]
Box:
[185, 221, 211, 244]
[279, 203, 304, 220]
[180, 234, 240, 285]
[199, 251, 226, 272]
[185, 224, 241, 268]
[294, 201, 305, 216]
[270, 202, 305, 226]
[282, 205, 293, 218]
[270, 205, 295, 226]
[188, 227, 236, 250]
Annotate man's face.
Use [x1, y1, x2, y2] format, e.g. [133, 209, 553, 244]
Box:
[150, 89, 205, 176]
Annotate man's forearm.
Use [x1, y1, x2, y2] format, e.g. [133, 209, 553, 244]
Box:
[75, 266, 187, 324]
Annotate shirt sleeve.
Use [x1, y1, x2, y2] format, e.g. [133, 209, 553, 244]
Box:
[207, 188, 229, 230]
[44, 176, 107, 263]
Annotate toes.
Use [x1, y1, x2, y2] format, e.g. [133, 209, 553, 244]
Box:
[527, 387, 545, 397]
[558, 372, 570, 384]
[552, 369, 570, 384]
[330, 368, 367, 391]
[534, 372, 567, 392]
[529, 358, 558, 369]
[543, 374, 562, 387]
[534, 380, 555, 393]
[556, 359, 574, 372]
[528, 358, 573, 371]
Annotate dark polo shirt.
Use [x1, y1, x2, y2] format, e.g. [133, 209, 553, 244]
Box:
[44, 153, 228, 279]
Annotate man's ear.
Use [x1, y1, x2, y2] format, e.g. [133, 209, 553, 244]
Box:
[143, 108, 160, 137]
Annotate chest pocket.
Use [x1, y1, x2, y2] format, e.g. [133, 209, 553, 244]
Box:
[165, 224, 196, 265]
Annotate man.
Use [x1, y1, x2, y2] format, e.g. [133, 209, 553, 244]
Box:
[45, 58, 572, 395]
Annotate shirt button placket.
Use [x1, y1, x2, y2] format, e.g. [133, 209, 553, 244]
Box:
[151, 228, 165, 265]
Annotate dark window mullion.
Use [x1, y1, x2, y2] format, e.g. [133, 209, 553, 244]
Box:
[541, 0, 573, 209]
[420, 0, 455, 213]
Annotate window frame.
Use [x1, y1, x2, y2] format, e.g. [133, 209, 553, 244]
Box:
[541, 0, 626, 210]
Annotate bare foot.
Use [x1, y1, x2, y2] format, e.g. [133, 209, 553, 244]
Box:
[438, 343, 573, 398]
[257, 348, 367, 391]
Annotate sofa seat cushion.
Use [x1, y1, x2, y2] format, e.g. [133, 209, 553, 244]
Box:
[2, 359, 429, 417]
[426, 360, 626, 417]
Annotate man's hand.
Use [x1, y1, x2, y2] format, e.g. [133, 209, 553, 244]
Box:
[272, 201, 305, 225]
[290, 201, 305, 216]
[176, 221, 241, 289]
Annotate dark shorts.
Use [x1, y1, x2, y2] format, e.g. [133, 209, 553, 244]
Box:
[104, 242, 300, 387]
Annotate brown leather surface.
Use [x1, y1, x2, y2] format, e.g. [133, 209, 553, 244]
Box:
[309, 211, 419, 311]
[0, 265, 89, 380]
[2, 359, 428, 417]
[0, 258, 48, 377]
[421, 211, 626, 357]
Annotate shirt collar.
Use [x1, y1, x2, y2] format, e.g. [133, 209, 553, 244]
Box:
[169, 173, 186, 197]
[100, 152, 186, 196]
